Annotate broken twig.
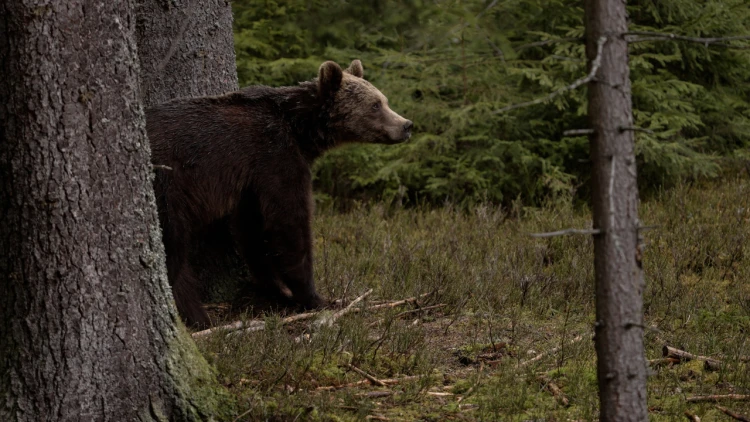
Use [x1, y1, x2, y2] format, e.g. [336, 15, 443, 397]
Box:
[538, 375, 570, 407]
[662, 346, 722, 370]
[520, 335, 585, 367]
[530, 228, 600, 238]
[716, 406, 750, 422]
[683, 411, 701, 422]
[347, 363, 386, 387]
[686, 394, 750, 403]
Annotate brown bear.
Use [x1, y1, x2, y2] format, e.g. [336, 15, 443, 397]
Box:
[146, 60, 412, 327]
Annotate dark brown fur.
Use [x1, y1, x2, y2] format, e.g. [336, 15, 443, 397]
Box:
[146, 60, 412, 326]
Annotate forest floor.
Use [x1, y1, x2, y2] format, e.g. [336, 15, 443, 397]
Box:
[194, 175, 750, 421]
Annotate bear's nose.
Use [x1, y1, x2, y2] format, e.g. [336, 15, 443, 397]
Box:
[403, 120, 413, 131]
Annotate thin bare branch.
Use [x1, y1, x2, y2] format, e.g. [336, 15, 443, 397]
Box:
[716, 406, 750, 422]
[530, 228, 601, 238]
[563, 129, 595, 136]
[315, 375, 423, 391]
[492, 36, 606, 115]
[684, 411, 701, 422]
[520, 335, 585, 367]
[193, 290, 434, 338]
[686, 395, 750, 403]
[394, 303, 448, 319]
[626, 31, 750, 48]
[538, 375, 570, 407]
[347, 363, 386, 387]
[152, 164, 173, 171]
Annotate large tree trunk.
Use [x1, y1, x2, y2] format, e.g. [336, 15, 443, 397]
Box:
[136, 0, 244, 310]
[0, 1, 229, 420]
[585, 0, 648, 419]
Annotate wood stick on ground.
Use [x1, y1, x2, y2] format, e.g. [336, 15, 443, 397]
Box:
[293, 289, 374, 343]
[662, 346, 722, 369]
[193, 290, 432, 338]
[684, 411, 701, 422]
[427, 391, 454, 397]
[686, 394, 750, 403]
[364, 291, 435, 311]
[395, 303, 447, 319]
[716, 406, 750, 422]
[357, 391, 394, 398]
[538, 375, 570, 407]
[520, 335, 585, 367]
[365, 415, 389, 421]
[347, 363, 386, 387]
[328, 289, 373, 324]
[316, 375, 423, 391]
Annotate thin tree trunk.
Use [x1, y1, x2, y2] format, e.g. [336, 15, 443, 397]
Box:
[137, 0, 243, 308]
[0, 1, 229, 420]
[585, 0, 648, 419]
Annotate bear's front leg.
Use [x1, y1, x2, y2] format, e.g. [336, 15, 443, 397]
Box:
[257, 179, 326, 310]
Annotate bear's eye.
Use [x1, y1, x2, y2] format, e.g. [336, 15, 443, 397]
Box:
[372, 102, 381, 111]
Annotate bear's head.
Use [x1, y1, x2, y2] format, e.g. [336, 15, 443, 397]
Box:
[318, 60, 413, 145]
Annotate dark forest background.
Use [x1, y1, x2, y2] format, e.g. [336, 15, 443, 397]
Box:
[232, 0, 750, 208]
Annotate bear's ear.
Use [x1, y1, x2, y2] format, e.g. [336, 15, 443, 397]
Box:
[318, 61, 343, 98]
[345, 59, 364, 78]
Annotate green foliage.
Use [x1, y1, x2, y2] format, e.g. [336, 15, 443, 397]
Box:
[233, 0, 750, 206]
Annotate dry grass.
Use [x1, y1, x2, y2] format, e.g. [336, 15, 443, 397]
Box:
[195, 175, 750, 421]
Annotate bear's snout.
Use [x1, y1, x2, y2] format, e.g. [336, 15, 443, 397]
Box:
[401, 120, 413, 140]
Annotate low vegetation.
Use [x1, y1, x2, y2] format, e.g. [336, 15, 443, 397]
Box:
[195, 174, 750, 421]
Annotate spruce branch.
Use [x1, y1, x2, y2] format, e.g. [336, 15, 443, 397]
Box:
[492, 36, 606, 115]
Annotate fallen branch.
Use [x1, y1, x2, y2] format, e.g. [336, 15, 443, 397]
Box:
[358, 391, 394, 398]
[427, 391, 454, 397]
[316, 375, 424, 391]
[395, 303, 448, 319]
[520, 335, 585, 367]
[530, 228, 600, 238]
[662, 346, 722, 370]
[684, 411, 701, 422]
[193, 289, 432, 338]
[347, 363, 386, 387]
[152, 164, 173, 171]
[686, 394, 750, 403]
[366, 292, 436, 311]
[492, 36, 606, 115]
[716, 406, 750, 422]
[538, 375, 570, 407]
[193, 309, 320, 339]
[320, 289, 374, 328]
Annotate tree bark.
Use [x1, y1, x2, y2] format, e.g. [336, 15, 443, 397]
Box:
[136, 0, 238, 107]
[584, 0, 648, 419]
[0, 1, 230, 420]
[136, 0, 243, 307]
